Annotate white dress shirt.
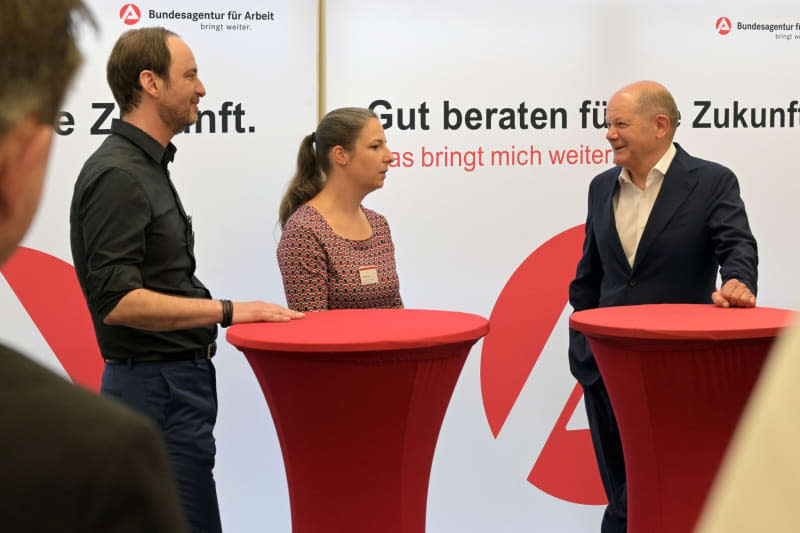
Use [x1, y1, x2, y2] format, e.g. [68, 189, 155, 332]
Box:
[613, 143, 677, 267]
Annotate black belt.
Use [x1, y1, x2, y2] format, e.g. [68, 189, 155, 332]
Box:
[105, 342, 217, 365]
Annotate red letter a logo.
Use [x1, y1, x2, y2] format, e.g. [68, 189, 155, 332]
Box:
[481, 225, 606, 504]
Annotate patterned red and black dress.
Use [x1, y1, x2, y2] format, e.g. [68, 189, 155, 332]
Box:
[276, 204, 403, 312]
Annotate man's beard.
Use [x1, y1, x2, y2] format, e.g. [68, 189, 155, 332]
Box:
[158, 101, 195, 135]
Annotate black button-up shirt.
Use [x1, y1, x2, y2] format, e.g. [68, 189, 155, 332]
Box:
[70, 119, 216, 360]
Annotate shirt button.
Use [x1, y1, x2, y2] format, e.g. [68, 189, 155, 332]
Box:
[629, 279, 637, 287]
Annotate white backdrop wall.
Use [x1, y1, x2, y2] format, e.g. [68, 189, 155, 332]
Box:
[326, 1, 800, 532]
[2, 0, 799, 531]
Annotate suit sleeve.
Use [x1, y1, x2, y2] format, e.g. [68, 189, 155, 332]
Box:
[706, 169, 758, 295]
[87, 416, 188, 533]
[568, 181, 604, 385]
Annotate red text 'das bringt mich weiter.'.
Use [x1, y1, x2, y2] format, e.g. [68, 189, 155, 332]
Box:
[389, 145, 613, 172]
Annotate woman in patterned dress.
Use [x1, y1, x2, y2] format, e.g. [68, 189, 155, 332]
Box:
[277, 107, 402, 312]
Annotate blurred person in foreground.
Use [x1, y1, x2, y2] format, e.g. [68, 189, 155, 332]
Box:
[0, 1, 187, 531]
[695, 314, 800, 533]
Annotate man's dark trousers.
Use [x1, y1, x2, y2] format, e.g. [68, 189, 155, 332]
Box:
[101, 359, 222, 533]
[584, 378, 627, 533]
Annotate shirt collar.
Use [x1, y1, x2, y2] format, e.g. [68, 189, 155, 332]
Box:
[111, 118, 177, 169]
[618, 142, 677, 186]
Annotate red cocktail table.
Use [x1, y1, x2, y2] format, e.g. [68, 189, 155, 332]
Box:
[227, 308, 489, 533]
[570, 304, 793, 533]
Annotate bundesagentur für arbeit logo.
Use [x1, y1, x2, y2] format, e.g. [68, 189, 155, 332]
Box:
[119, 5, 276, 32]
[119, 4, 141, 26]
[716, 17, 732, 35]
[716, 15, 800, 40]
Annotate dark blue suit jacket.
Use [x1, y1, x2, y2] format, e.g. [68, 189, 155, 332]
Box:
[568, 143, 758, 385]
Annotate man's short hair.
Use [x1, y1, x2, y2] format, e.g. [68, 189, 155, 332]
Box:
[107, 27, 179, 115]
[637, 87, 681, 133]
[0, 0, 90, 137]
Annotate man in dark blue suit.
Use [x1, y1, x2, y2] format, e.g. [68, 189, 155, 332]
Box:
[569, 80, 758, 533]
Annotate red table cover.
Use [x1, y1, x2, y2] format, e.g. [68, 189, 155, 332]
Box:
[570, 304, 794, 533]
[227, 308, 490, 352]
[570, 303, 792, 341]
[227, 309, 489, 533]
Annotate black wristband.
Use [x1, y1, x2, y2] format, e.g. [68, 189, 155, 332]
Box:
[220, 299, 233, 328]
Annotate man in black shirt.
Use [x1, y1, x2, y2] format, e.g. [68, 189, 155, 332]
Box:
[70, 27, 303, 532]
[1, 2, 188, 531]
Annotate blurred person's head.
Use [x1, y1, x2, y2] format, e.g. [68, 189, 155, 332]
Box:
[0, 0, 91, 265]
[279, 107, 394, 227]
[107, 28, 206, 135]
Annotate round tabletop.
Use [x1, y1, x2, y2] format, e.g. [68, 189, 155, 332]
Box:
[569, 304, 795, 341]
[226, 308, 490, 352]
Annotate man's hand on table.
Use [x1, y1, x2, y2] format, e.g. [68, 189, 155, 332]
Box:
[234, 302, 305, 323]
[712, 279, 756, 308]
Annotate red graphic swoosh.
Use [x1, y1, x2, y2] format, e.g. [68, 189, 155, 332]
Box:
[2, 247, 102, 391]
[481, 224, 605, 504]
[529, 382, 606, 504]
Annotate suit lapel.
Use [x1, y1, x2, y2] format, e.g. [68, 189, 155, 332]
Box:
[631, 144, 698, 273]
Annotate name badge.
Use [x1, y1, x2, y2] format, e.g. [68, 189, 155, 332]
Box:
[358, 266, 379, 285]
